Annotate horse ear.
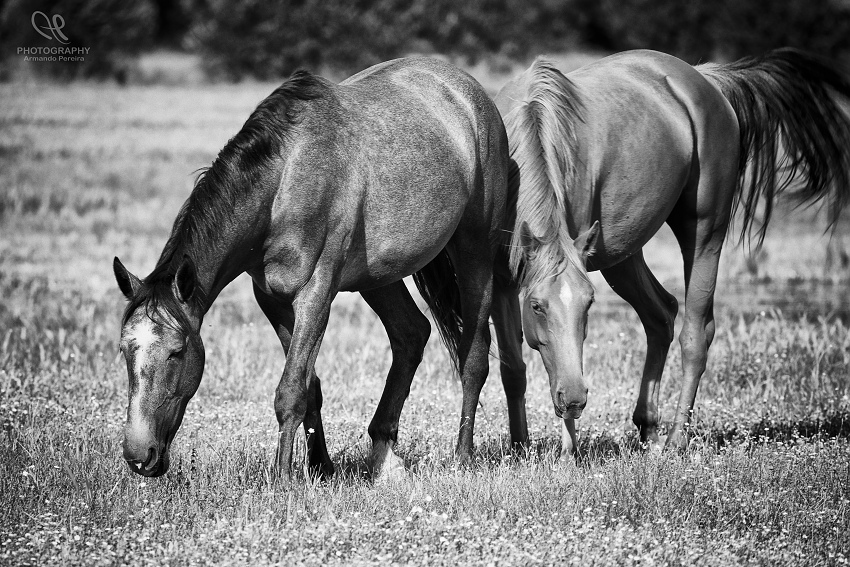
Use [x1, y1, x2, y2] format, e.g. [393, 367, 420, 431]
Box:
[573, 221, 600, 261]
[113, 257, 141, 299]
[173, 255, 197, 303]
[518, 221, 543, 255]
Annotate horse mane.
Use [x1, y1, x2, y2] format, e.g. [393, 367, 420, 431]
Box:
[504, 58, 591, 290]
[123, 70, 330, 331]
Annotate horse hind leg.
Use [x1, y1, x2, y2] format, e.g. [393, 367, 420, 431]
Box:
[360, 280, 431, 482]
[601, 251, 678, 447]
[450, 244, 496, 461]
[666, 181, 733, 450]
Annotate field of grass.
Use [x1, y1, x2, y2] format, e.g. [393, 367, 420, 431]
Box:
[2, 64, 850, 566]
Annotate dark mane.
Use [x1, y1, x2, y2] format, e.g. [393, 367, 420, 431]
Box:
[123, 70, 330, 331]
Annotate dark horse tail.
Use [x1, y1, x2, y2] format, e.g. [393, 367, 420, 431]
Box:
[698, 48, 850, 245]
[413, 249, 463, 373]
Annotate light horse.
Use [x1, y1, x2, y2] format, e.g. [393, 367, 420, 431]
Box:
[495, 49, 850, 457]
[113, 57, 530, 481]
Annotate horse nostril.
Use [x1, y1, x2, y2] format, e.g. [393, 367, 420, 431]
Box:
[143, 446, 159, 471]
[557, 391, 566, 410]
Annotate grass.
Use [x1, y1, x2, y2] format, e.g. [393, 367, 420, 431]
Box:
[2, 65, 850, 566]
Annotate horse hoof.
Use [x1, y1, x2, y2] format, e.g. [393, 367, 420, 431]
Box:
[372, 452, 407, 484]
[664, 431, 689, 452]
[557, 451, 578, 466]
[308, 461, 335, 480]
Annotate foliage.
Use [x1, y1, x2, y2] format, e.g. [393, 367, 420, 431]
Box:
[192, 0, 570, 80]
[2, 0, 849, 81]
[572, 0, 850, 63]
[193, 0, 850, 80]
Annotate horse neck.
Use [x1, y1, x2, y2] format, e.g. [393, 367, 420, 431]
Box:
[171, 177, 275, 312]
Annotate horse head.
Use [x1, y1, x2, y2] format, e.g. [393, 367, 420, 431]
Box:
[113, 256, 205, 477]
[518, 221, 599, 419]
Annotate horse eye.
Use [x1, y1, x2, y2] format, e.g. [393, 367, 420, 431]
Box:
[168, 345, 185, 360]
[530, 301, 545, 314]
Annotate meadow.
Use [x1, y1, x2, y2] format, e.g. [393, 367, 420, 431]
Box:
[1, 60, 850, 566]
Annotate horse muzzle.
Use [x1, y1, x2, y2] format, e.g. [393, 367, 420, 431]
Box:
[554, 390, 587, 420]
[123, 429, 170, 477]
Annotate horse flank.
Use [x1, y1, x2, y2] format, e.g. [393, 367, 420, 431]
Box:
[503, 59, 590, 290]
[122, 70, 331, 331]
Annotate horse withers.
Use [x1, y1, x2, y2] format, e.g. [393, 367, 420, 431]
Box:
[113, 57, 529, 481]
[496, 49, 850, 458]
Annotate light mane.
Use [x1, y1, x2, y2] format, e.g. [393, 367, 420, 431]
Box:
[503, 58, 591, 290]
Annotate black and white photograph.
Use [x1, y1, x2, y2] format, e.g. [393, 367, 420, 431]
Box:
[2, 1, 850, 565]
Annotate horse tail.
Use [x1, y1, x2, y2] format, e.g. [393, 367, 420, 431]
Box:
[698, 48, 850, 245]
[501, 58, 583, 281]
[413, 249, 463, 373]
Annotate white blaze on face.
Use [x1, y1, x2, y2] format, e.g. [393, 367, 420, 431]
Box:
[125, 316, 160, 427]
[558, 277, 575, 309]
[127, 316, 159, 377]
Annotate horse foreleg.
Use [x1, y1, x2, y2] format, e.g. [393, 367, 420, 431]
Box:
[601, 251, 678, 446]
[360, 281, 430, 482]
[560, 418, 578, 462]
[252, 283, 335, 479]
[269, 276, 335, 482]
[491, 281, 529, 447]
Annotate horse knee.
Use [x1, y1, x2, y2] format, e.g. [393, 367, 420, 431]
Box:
[274, 384, 307, 424]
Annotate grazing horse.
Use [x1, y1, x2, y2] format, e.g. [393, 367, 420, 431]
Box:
[113, 57, 529, 481]
[495, 49, 850, 457]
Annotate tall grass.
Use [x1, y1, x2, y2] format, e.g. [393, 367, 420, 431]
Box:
[1, 78, 849, 566]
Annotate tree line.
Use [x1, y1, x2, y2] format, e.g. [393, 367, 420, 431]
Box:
[1, 0, 849, 81]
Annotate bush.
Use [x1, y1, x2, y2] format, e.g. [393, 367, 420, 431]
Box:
[192, 0, 576, 80]
[568, 0, 850, 63]
[3, 0, 849, 82]
[194, 0, 850, 80]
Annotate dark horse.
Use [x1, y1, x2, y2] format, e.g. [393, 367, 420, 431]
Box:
[113, 57, 530, 481]
[495, 49, 850, 457]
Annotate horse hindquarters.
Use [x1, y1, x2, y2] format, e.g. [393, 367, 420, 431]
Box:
[663, 74, 740, 449]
